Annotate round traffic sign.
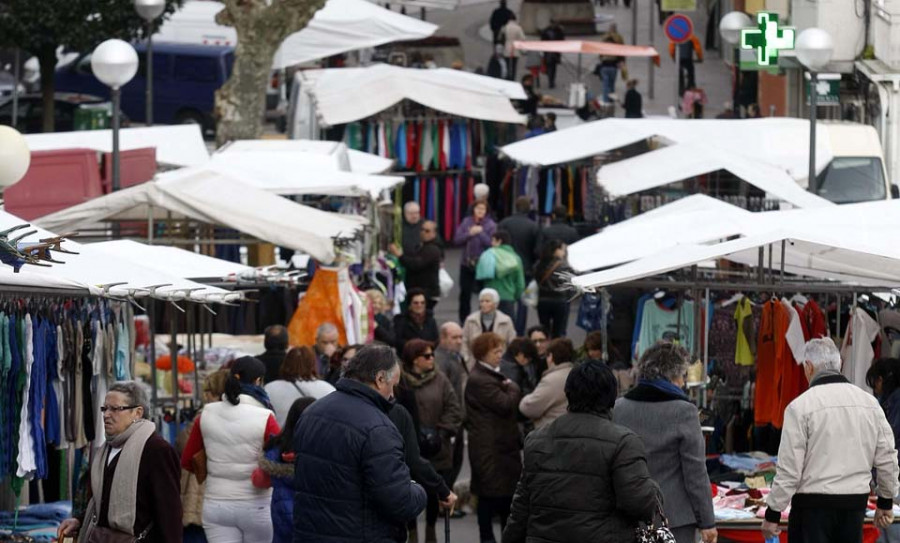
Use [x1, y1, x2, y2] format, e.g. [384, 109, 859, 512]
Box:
[664, 14, 694, 44]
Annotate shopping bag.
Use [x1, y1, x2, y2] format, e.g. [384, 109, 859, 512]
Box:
[439, 268, 454, 298]
[523, 280, 539, 308]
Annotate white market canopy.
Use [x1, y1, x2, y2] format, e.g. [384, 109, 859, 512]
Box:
[35, 167, 366, 264]
[0, 210, 234, 301]
[156, 0, 438, 69]
[295, 64, 528, 126]
[571, 198, 900, 289]
[499, 118, 836, 209]
[208, 152, 404, 198]
[368, 0, 493, 10]
[218, 140, 394, 174]
[567, 195, 756, 272]
[88, 240, 253, 281]
[24, 125, 209, 168]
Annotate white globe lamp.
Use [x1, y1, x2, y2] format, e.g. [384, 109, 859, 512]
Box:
[0, 126, 31, 188]
[719, 11, 752, 45]
[91, 39, 139, 90]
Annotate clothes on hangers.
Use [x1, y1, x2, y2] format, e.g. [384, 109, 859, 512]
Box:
[635, 297, 696, 359]
[841, 306, 881, 392]
[734, 297, 755, 366]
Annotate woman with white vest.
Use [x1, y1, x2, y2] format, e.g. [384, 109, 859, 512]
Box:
[182, 356, 280, 542]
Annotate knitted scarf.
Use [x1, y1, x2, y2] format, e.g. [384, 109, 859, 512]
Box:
[240, 383, 274, 411]
[81, 419, 156, 538]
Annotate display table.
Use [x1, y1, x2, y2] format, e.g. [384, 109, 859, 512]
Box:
[717, 519, 880, 543]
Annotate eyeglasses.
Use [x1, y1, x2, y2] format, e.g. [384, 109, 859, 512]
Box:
[422, 353, 435, 359]
[100, 405, 138, 413]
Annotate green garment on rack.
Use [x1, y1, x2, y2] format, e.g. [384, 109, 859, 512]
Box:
[10, 316, 26, 496]
[346, 123, 363, 151]
[385, 122, 393, 159]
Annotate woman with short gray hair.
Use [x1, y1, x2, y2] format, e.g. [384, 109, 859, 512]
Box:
[613, 342, 718, 543]
[58, 381, 182, 542]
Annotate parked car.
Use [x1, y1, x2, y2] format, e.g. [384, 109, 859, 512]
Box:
[0, 71, 25, 99]
[55, 42, 234, 134]
[0, 93, 119, 133]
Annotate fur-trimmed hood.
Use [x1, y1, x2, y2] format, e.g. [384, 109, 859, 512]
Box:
[258, 449, 295, 480]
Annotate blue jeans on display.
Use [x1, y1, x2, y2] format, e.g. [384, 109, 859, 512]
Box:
[600, 65, 618, 102]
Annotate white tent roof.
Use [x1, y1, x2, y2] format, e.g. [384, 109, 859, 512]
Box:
[567, 195, 755, 273]
[498, 118, 837, 207]
[156, 0, 437, 69]
[0, 211, 232, 300]
[572, 229, 900, 290]
[208, 152, 403, 197]
[218, 140, 394, 174]
[35, 168, 365, 264]
[24, 125, 209, 167]
[571, 199, 900, 289]
[88, 240, 253, 280]
[367, 0, 493, 10]
[296, 65, 528, 125]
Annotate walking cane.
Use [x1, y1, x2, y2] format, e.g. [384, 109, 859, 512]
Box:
[444, 506, 451, 543]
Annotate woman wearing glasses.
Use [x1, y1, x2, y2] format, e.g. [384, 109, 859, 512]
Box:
[182, 357, 281, 543]
[395, 339, 463, 543]
[57, 381, 182, 542]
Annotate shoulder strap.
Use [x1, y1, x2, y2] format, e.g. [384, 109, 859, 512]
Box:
[539, 261, 562, 285]
[291, 381, 307, 398]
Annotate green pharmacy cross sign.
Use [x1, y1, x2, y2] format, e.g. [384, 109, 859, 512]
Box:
[740, 12, 795, 68]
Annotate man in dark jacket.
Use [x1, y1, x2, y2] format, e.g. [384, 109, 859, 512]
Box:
[498, 197, 539, 334]
[536, 205, 579, 250]
[390, 220, 443, 310]
[258, 325, 289, 384]
[489, 0, 513, 44]
[402, 201, 424, 256]
[292, 344, 427, 542]
[502, 361, 660, 543]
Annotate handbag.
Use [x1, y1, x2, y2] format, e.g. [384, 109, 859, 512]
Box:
[82, 511, 153, 543]
[417, 425, 443, 459]
[635, 501, 676, 543]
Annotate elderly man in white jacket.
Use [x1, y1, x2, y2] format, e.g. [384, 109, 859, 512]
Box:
[762, 338, 900, 542]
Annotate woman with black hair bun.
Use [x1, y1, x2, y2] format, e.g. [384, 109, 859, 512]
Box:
[181, 356, 281, 542]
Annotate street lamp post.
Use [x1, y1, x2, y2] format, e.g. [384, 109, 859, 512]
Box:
[91, 39, 139, 193]
[719, 11, 752, 117]
[795, 28, 834, 190]
[134, 0, 166, 126]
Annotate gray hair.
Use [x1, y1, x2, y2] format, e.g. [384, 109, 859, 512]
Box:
[316, 322, 338, 341]
[803, 338, 841, 372]
[474, 183, 489, 199]
[403, 201, 420, 213]
[479, 288, 500, 304]
[636, 341, 690, 382]
[107, 381, 150, 419]
[343, 344, 399, 384]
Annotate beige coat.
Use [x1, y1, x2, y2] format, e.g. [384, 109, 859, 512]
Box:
[519, 362, 573, 429]
[461, 310, 516, 369]
[502, 20, 526, 58]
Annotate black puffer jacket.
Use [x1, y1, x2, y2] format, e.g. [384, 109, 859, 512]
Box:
[292, 378, 427, 542]
[502, 411, 660, 543]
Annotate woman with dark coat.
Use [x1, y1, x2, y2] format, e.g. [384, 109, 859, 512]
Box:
[58, 382, 183, 543]
[533, 239, 575, 338]
[466, 332, 522, 543]
[502, 361, 660, 543]
[613, 342, 717, 543]
[393, 288, 439, 352]
[396, 339, 463, 543]
[253, 397, 316, 543]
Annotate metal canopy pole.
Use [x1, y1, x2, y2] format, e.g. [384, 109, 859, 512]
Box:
[648, 0, 655, 99]
[780, 240, 786, 284]
[148, 301, 158, 414]
[169, 305, 180, 434]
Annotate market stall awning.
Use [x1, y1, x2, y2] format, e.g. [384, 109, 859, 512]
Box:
[35, 167, 366, 264]
[362, 0, 494, 10]
[296, 64, 528, 125]
[567, 195, 755, 272]
[597, 142, 834, 209]
[514, 40, 659, 57]
[498, 118, 833, 174]
[156, 0, 437, 69]
[572, 228, 900, 290]
[88, 240, 253, 281]
[218, 140, 394, 174]
[208, 152, 404, 198]
[0, 210, 233, 300]
[24, 125, 209, 167]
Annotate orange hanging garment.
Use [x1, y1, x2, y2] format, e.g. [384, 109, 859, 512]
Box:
[287, 267, 347, 346]
[754, 300, 782, 427]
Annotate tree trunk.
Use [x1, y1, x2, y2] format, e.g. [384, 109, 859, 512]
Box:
[214, 36, 278, 146]
[213, 0, 327, 147]
[38, 47, 57, 133]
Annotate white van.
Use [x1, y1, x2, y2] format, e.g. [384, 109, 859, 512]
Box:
[814, 123, 894, 203]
